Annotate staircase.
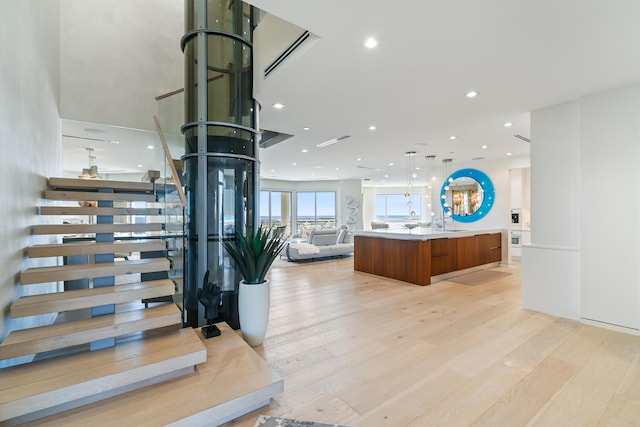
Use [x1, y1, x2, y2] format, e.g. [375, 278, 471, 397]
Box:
[0, 178, 207, 424]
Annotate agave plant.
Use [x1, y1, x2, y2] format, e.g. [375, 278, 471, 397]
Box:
[222, 225, 288, 284]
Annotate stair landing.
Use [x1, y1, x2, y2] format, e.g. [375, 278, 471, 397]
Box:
[9, 323, 284, 427]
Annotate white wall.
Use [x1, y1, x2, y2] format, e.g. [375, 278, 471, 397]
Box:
[59, 0, 184, 131]
[580, 83, 640, 330]
[420, 157, 526, 232]
[523, 82, 640, 329]
[522, 100, 581, 320]
[0, 0, 62, 349]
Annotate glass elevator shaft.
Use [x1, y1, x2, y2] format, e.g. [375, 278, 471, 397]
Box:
[181, 0, 258, 328]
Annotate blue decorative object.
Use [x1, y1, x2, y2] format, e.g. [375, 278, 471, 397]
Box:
[440, 168, 495, 223]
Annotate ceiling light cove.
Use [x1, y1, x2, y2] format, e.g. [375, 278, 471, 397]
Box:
[316, 135, 350, 148]
[364, 37, 378, 49]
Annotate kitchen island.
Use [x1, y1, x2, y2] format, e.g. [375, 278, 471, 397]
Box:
[354, 228, 505, 286]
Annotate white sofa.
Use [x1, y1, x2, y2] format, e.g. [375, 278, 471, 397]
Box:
[286, 227, 354, 261]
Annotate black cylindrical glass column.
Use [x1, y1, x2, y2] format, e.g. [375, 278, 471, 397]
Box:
[181, 0, 258, 328]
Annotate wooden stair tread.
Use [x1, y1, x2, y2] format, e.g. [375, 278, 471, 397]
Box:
[43, 190, 156, 202]
[10, 279, 176, 318]
[28, 239, 166, 258]
[10, 323, 283, 427]
[40, 206, 162, 216]
[0, 327, 207, 422]
[20, 258, 170, 285]
[47, 177, 154, 193]
[0, 304, 181, 360]
[32, 222, 162, 235]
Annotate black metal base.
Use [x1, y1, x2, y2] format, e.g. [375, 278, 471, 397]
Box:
[201, 323, 221, 338]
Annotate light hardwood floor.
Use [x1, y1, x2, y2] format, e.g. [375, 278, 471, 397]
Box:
[221, 257, 640, 427]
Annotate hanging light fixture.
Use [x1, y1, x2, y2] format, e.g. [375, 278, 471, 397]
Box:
[441, 158, 453, 218]
[79, 147, 102, 180]
[425, 155, 436, 222]
[405, 151, 417, 219]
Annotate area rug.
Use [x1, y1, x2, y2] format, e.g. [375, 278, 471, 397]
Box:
[253, 415, 353, 427]
[448, 269, 512, 286]
[271, 254, 353, 269]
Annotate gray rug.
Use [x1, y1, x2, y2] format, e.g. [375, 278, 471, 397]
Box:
[253, 415, 353, 427]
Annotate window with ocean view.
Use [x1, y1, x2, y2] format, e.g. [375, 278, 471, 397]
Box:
[259, 190, 292, 234]
[296, 191, 336, 229]
[375, 194, 422, 221]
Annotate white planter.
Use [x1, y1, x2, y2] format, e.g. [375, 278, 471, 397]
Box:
[238, 279, 270, 346]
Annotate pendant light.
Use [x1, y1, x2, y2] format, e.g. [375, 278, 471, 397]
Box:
[79, 147, 102, 180]
[404, 151, 417, 219]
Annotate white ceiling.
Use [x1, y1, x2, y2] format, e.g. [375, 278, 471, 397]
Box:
[61, 0, 640, 186]
[249, 0, 640, 185]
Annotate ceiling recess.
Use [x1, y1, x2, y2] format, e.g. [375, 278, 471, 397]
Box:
[514, 134, 531, 143]
[264, 30, 311, 78]
[259, 129, 294, 148]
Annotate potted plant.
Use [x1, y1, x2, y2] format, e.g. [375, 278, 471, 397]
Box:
[222, 225, 288, 346]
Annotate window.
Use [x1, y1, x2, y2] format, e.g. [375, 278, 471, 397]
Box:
[296, 191, 336, 229]
[375, 194, 422, 221]
[259, 191, 292, 234]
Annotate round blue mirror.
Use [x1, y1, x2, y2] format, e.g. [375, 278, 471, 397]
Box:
[440, 168, 494, 223]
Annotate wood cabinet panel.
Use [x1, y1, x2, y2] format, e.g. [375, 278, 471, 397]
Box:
[477, 233, 502, 265]
[430, 238, 456, 276]
[354, 236, 431, 285]
[456, 236, 478, 270]
[354, 232, 503, 286]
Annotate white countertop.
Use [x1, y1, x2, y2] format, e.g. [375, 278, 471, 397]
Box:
[354, 228, 506, 241]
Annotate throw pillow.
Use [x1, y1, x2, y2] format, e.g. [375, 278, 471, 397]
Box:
[337, 228, 348, 244]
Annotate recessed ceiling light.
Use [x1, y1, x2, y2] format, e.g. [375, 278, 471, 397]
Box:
[388, 162, 394, 166]
[504, 122, 513, 127]
[147, 145, 154, 149]
[466, 91, 478, 98]
[137, 164, 143, 168]
[273, 103, 284, 109]
[481, 145, 488, 149]
[364, 37, 378, 49]
[357, 157, 362, 161]
[303, 127, 310, 131]
[301, 149, 308, 153]
[292, 162, 297, 166]
[506, 152, 513, 156]
[449, 135, 457, 140]
[336, 167, 340, 171]
[384, 174, 389, 178]
[368, 125, 376, 131]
